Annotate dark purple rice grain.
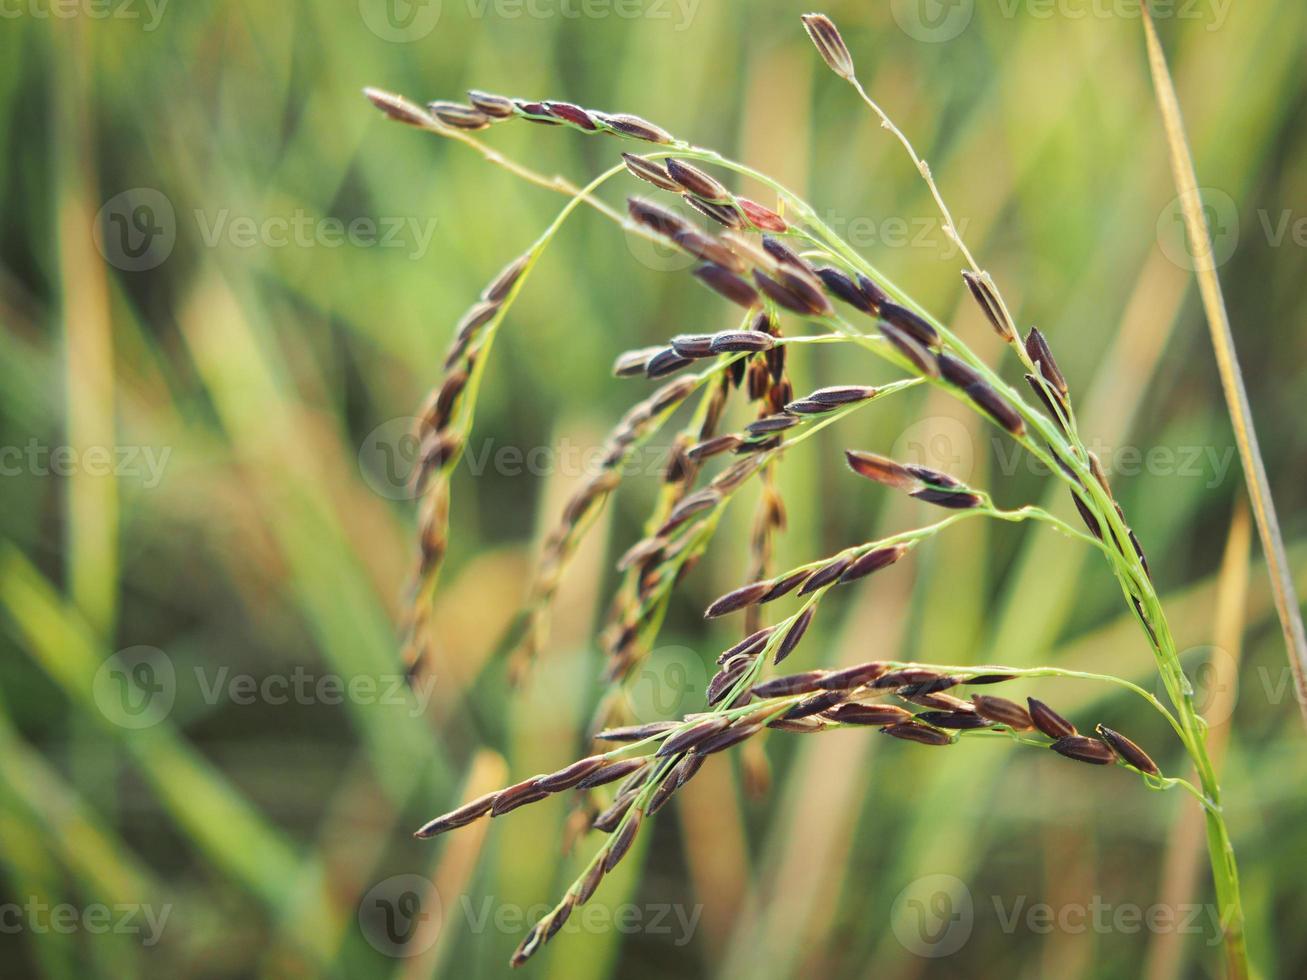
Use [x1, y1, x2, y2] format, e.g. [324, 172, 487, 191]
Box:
[627, 197, 689, 238]
[688, 434, 743, 460]
[817, 661, 891, 689]
[577, 758, 648, 789]
[844, 450, 917, 492]
[810, 385, 877, 405]
[467, 89, 516, 118]
[710, 330, 774, 353]
[873, 668, 947, 689]
[815, 266, 874, 312]
[428, 100, 492, 130]
[783, 690, 844, 719]
[695, 264, 760, 308]
[839, 545, 907, 582]
[774, 606, 815, 664]
[856, 273, 889, 310]
[644, 347, 694, 379]
[760, 235, 812, 272]
[684, 195, 745, 230]
[881, 721, 953, 746]
[597, 112, 674, 144]
[937, 351, 983, 388]
[879, 322, 939, 376]
[621, 152, 681, 191]
[1028, 698, 1077, 739]
[673, 751, 706, 788]
[910, 486, 985, 509]
[1025, 373, 1068, 434]
[658, 717, 731, 756]
[592, 793, 637, 831]
[767, 717, 827, 733]
[612, 346, 660, 377]
[603, 810, 642, 871]
[798, 555, 853, 595]
[674, 229, 745, 271]
[1050, 735, 1117, 765]
[536, 756, 607, 792]
[576, 861, 605, 904]
[1025, 327, 1068, 398]
[491, 779, 550, 816]
[666, 158, 730, 201]
[964, 382, 1027, 436]
[746, 413, 800, 435]
[705, 581, 773, 618]
[513, 100, 562, 124]
[753, 670, 827, 698]
[800, 12, 855, 80]
[645, 776, 680, 815]
[718, 626, 776, 664]
[784, 398, 835, 415]
[455, 300, 500, 342]
[596, 721, 678, 743]
[895, 676, 962, 696]
[482, 255, 530, 303]
[544, 101, 598, 130]
[961, 270, 1012, 341]
[753, 269, 820, 315]
[694, 721, 763, 755]
[1096, 725, 1160, 775]
[971, 695, 1034, 730]
[706, 658, 751, 705]
[670, 333, 717, 358]
[413, 790, 498, 838]
[880, 302, 940, 348]
[823, 702, 913, 725]
[914, 710, 991, 730]
[761, 568, 811, 602]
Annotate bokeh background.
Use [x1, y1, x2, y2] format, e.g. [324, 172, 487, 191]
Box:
[1, 0, 1304, 977]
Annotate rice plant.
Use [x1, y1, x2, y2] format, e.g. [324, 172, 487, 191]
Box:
[367, 13, 1251, 975]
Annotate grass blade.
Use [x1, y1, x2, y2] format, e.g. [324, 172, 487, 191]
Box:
[1139, 7, 1307, 728]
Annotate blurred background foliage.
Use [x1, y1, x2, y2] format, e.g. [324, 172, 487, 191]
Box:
[0, 0, 1304, 977]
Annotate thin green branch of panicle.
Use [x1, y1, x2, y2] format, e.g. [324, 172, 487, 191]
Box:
[366, 11, 1249, 974]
